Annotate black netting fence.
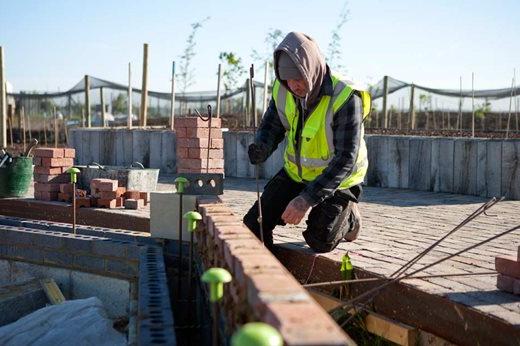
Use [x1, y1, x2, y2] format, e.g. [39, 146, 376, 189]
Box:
[5, 74, 520, 147]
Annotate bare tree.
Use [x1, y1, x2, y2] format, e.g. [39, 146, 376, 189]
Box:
[177, 17, 210, 92]
[327, 1, 350, 75]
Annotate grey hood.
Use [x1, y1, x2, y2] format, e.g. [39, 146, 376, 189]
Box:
[273, 32, 326, 105]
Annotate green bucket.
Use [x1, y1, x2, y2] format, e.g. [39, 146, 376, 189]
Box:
[0, 157, 34, 198]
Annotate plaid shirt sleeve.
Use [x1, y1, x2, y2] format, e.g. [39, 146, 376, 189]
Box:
[254, 98, 286, 156]
[300, 93, 363, 206]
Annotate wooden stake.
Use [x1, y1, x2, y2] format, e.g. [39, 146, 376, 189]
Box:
[27, 111, 32, 141]
[54, 106, 58, 148]
[170, 61, 175, 130]
[140, 43, 149, 127]
[471, 72, 475, 138]
[21, 106, 26, 153]
[84, 75, 90, 128]
[0, 47, 6, 148]
[7, 105, 13, 148]
[409, 83, 415, 129]
[128, 62, 132, 129]
[382, 75, 389, 129]
[216, 63, 222, 118]
[262, 61, 269, 116]
[100, 87, 106, 127]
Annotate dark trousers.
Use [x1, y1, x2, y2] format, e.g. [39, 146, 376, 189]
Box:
[243, 169, 356, 253]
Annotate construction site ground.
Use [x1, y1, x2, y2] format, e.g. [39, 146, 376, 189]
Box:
[16, 176, 520, 328]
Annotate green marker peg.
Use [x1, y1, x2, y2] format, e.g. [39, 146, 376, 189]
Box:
[231, 322, 283, 346]
[184, 211, 202, 232]
[201, 267, 232, 302]
[67, 167, 80, 184]
[340, 252, 353, 281]
[174, 176, 189, 194]
[202, 268, 232, 346]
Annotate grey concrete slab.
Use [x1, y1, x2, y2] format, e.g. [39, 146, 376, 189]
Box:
[99, 129, 116, 166]
[224, 131, 237, 177]
[501, 140, 520, 199]
[161, 130, 176, 174]
[149, 130, 163, 169]
[454, 139, 478, 195]
[431, 138, 454, 193]
[409, 137, 432, 191]
[387, 137, 410, 189]
[132, 130, 150, 168]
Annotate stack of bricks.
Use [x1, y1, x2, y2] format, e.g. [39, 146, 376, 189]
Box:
[33, 148, 75, 201]
[174, 117, 224, 174]
[89, 178, 148, 210]
[496, 246, 520, 295]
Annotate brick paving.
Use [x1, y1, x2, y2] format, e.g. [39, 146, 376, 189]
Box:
[221, 177, 520, 326]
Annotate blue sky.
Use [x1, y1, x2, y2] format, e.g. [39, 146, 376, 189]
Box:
[1, 0, 519, 93]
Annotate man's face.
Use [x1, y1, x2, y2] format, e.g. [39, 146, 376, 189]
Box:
[286, 79, 308, 98]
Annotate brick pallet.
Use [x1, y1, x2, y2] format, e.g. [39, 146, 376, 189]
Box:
[33, 148, 75, 201]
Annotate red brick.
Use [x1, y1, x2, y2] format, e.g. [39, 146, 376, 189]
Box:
[176, 147, 189, 159]
[34, 191, 59, 201]
[33, 148, 64, 158]
[89, 197, 98, 207]
[100, 190, 118, 199]
[116, 197, 124, 207]
[34, 182, 61, 192]
[116, 187, 126, 198]
[185, 127, 222, 139]
[63, 148, 76, 158]
[176, 138, 224, 149]
[97, 180, 118, 191]
[495, 256, 520, 279]
[34, 166, 63, 175]
[33, 157, 42, 166]
[139, 192, 149, 205]
[188, 148, 223, 159]
[97, 198, 117, 208]
[177, 158, 224, 170]
[174, 117, 221, 128]
[497, 274, 515, 293]
[124, 198, 144, 209]
[124, 190, 140, 199]
[77, 197, 91, 208]
[58, 192, 71, 202]
[175, 127, 187, 138]
[33, 173, 69, 184]
[234, 253, 282, 286]
[41, 157, 74, 168]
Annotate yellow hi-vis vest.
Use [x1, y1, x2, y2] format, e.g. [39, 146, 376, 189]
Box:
[272, 75, 371, 189]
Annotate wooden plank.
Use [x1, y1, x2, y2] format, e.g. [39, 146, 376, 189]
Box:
[149, 130, 163, 169]
[387, 137, 409, 188]
[485, 140, 502, 198]
[501, 140, 520, 199]
[224, 131, 237, 177]
[431, 138, 454, 193]
[132, 129, 150, 167]
[409, 138, 432, 191]
[161, 130, 176, 174]
[453, 139, 478, 195]
[308, 289, 419, 346]
[40, 278, 66, 304]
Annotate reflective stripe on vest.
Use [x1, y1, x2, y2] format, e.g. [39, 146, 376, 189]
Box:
[272, 75, 370, 189]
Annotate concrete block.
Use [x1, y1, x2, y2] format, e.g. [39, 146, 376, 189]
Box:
[73, 254, 105, 272]
[92, 239, 127, 258]
[64, 236, 92, 254]
[124, 199, 144, 210]
[44, 250, 74, 266]
[0, 279, 48, 326]
[150, 192, 196, 240]
[106, 259, 138, 277]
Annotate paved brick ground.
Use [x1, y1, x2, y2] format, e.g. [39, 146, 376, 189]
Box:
[221, 177, 520, 326]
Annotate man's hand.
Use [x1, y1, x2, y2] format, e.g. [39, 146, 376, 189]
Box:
[248, 143, 268, 164]
[282, 195, 311, 225]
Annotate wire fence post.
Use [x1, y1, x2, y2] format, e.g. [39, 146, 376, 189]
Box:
[409, 83, 415, 129]
[140, 43, 149, 127]
[84, 75, 90, 128]
[382, 75, 389, 129]
[216, 63, 222, 118]
[0, 46, 6, 148]
[170, 61, 175, 130]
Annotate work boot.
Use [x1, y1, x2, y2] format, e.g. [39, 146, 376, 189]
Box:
[344, 202, 361, 242]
